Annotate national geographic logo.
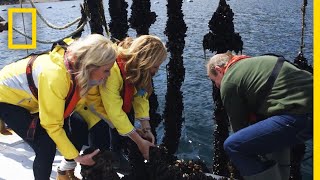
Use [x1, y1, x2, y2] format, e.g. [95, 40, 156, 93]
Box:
[8, 8, 37, 49]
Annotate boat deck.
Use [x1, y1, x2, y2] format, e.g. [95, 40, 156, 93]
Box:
[0, 129, 73, 179]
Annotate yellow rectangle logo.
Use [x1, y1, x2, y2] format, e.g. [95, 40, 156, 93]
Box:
[8, 8, 37, 49]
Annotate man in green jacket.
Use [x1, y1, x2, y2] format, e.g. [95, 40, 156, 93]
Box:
[207, 52, 313, 180]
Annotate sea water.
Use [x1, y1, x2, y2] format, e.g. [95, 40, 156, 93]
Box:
[0, 0, 313, 179]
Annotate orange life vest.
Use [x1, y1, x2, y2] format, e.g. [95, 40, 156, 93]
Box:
[116, 57, 135, 113]
[223, 55, 250, 73]
[62, 56, 80, 119]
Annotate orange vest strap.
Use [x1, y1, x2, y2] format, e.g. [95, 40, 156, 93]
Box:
[223, 55, 250, 73]
[63, 86, 80, 119]
[26, 55, 39, 99]
[116, 57, 135, 113]
[62, 55, 80, 118]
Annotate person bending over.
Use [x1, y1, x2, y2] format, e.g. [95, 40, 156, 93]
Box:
[206, 52, 312, 180]
[0, 34, 117, 180]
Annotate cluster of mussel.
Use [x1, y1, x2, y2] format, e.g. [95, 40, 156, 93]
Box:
[81, 146, 228, 180]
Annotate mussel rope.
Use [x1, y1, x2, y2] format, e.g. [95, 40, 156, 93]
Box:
[299, 0, 307, 53]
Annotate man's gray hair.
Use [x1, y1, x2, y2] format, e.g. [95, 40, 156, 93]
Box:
[207, 51, 233, 76]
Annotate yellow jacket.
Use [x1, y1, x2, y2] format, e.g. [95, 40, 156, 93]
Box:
[75, 86, 110, 129]
[77, 62, 150, 135]
[0, 41, 79, 159]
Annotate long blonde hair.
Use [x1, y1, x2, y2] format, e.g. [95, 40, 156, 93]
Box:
[117, 37, 134, 49]
[67, 34, 117, 97]
[119, 35, 167, 95]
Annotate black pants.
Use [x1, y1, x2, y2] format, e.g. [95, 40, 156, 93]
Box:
[70, 112, 116, 151]
[0, 103, 88, 180]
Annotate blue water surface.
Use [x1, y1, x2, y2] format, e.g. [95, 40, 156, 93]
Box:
[0, 0, 313, 179]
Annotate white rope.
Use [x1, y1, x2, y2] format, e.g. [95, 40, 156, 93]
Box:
[12, 0, 89, 44]
[12, 20, 87, 44]
[27, 0, 82, 30]
[20, 0, 29, 54]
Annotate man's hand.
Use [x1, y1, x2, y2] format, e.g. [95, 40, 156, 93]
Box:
[136, 138, 154, 160]
[74, 149, 100, 166]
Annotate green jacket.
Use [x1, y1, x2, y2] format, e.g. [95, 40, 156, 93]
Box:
[220, 55, 313, 132]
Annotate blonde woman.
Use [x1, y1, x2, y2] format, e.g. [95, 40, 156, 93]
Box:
[59, 35, 166, 175]
[0, 34, 117, 180]
[75, 35, 167, 158]
[100, 35, 167, 160]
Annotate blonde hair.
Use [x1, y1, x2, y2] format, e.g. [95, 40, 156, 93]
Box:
[207, 51, 233, 76]
[119, 35, 167, 94]
[67, 34, 117, 97]
[117, 37, 134, 49]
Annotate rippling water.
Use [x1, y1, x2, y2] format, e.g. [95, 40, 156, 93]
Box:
[0, 0, 313, 179]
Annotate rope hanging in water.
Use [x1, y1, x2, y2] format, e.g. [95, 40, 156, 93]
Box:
[129, 0, 156, 36]
[203, 0, 243, 178]
[95, 0, 110, 37]
[85, 0, 109, 36]
[202, 0, 243, 55]
[299, 0, 307, 54]
[290, 1, 312, 180]
[108, 0, 129, 41]
[293, 0, 313, 73]
[162, 0, 187, 155]
[72, 3, 89, 39]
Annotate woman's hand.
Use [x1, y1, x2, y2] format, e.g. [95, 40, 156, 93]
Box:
[74, 149, 100, 166]
[142, 129, 155, 144]
[129, 130, 155, 160]
[136, 128, 155, 144]
[139, 120, 155, 144]
[136, 138, 155, 160]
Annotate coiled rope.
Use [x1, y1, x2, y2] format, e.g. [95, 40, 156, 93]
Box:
[26, 0, 83, 30]
[13, 20, 87, 44]
[13, 0, 88, 44]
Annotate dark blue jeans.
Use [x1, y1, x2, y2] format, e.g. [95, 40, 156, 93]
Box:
[223, 114, 312, 176]
[0, 103, 88, 180]
[70, 112, 116, 152]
